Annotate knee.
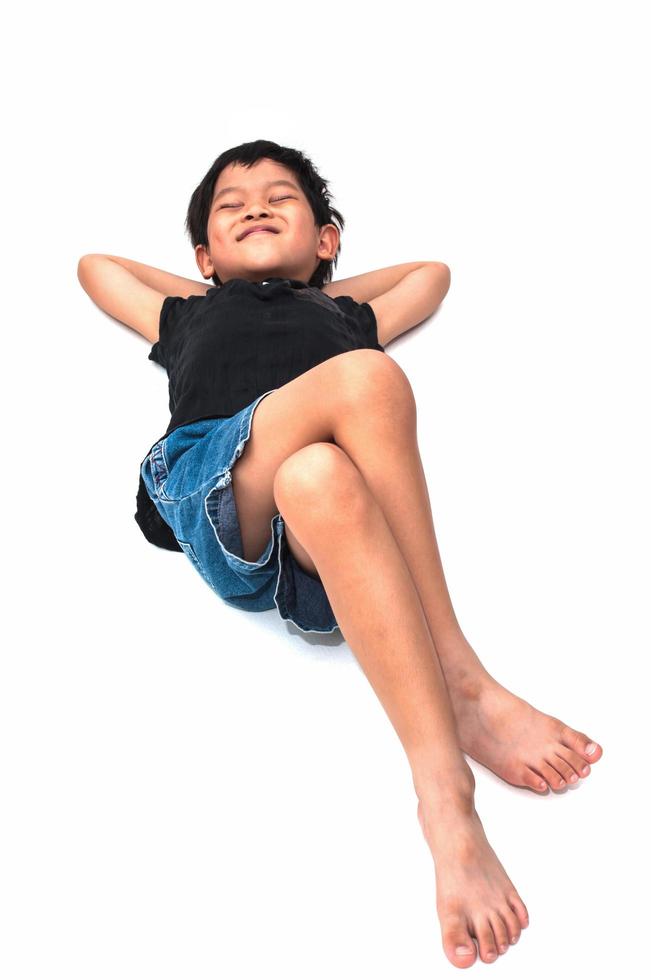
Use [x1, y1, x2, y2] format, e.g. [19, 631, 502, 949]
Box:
[336, 349, 417, 428]
[273, 442, 369, 527]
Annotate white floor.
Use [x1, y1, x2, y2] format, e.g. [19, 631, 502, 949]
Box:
[3, 3, 648, 977]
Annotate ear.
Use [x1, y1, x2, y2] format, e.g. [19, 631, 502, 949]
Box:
[195, 243, 214, 278]
[316, 223, 339, 262]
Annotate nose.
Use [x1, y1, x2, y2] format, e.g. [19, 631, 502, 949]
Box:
[240, 206, 271, 236]
[245, 205, 271, 220]
[242, 193, 273, 216]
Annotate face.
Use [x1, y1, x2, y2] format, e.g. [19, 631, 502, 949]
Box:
[195, 158, 339, 286]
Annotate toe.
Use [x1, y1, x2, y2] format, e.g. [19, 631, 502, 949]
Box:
[560, 725, 602, 763]
[441, 915, 477, 968]
[523, 767, 549, 793]
[508, 892, 530, 929]
[489, 911, 511, 955]
[502, 904, 522, 946]
[539, 760, 567, 790]
[475, 918, 500, 963]
[553, 746, 589, 781]
[550, 753, 576, 785]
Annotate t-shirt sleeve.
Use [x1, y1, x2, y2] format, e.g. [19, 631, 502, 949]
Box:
[148, 294, 193, 368]
[331, 294, 384, 352]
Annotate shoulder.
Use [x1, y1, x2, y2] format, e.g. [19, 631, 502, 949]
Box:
[150, 291, 211, 365]
[160, 289, 211, 325]
[312, 289, 383, 351]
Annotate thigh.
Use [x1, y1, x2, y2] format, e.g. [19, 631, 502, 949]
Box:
[231, 349, 373, 566]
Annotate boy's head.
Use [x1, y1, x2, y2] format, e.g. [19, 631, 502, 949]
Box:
[187, 140, 344, 289]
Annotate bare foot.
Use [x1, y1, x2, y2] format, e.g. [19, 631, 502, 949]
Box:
[417, 783, 529, 968]
[445, 662, 604, 793]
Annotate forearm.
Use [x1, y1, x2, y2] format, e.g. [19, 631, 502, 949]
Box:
[101, 254, 210, 299]
[325, 261, 447, 304]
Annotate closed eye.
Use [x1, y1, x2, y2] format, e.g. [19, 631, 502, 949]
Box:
[218, 195, 294, 210]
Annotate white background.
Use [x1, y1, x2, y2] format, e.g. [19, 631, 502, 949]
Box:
[2, 0, 649, 976]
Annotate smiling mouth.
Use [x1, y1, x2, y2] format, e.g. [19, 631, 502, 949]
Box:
[242, 229, 278, 239]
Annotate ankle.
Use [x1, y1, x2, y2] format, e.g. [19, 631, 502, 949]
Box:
[445, 662, 493, 701]
[430, 632, 491, 688]
[413, 759, 476, 813]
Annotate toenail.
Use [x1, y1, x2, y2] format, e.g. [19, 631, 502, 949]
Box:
[570, 773, 578, 782]
[511, 937, 518, 944]
[582, 765, 590, 775]
[499, 944, 508, 953]
[487, 951, 497, 960]
[455, 946, 473, 955]
[585, 742, 597, 755]
[558, 778, 565, 785]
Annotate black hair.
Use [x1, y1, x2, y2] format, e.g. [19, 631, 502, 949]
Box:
[184, 139, 345, 289]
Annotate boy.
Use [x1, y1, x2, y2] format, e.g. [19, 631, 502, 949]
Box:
[77, 139, 602, 969]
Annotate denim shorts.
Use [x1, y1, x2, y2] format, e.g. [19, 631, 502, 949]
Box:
[140, 389, 339, 634]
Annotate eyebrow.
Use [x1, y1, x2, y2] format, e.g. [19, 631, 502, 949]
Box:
[212, 179, 300, 204]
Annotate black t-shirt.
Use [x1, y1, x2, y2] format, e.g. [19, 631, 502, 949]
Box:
[134, 276, 384, 551]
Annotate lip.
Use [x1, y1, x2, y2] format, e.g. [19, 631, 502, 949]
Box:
[239, 225, 279, 241]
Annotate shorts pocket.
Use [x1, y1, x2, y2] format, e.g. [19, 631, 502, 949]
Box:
[148, 439, 171, 499]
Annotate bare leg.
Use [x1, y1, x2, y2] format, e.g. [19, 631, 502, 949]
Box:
[325, 353, 603, 794]
[273, 442, 529, 968]
[231, 351, 602, 793]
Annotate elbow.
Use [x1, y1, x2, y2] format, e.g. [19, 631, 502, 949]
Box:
[78, 253, 106, 269]
[77, 255, 89, 285]
[436, 262, 451, 297]
[77, 254, 95, 277]
[430, 261, 451, 295]
[425, 260, 451, 285]
[425, 262, 451, 311]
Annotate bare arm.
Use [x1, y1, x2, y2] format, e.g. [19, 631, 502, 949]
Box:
[77, 255, 185, 344]
[101, 254, 211, 299]
[323, 261, 451, 347]
[322, 261, 443, 304]
[366, 263, 451, 347]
